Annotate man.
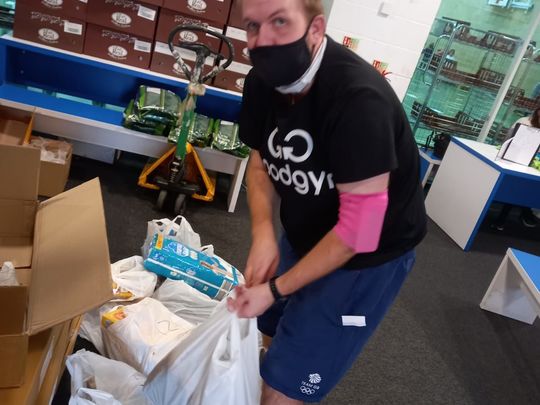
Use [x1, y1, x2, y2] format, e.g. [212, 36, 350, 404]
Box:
[227, 0, 427, 403]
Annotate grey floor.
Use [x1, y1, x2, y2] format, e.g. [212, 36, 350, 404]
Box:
[63, 153, 540, 405]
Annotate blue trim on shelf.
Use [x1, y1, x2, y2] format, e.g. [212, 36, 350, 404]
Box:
[510, 249, 540, 291]
[0, 83, 123, 125]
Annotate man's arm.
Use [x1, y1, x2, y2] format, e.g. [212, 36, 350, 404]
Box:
[244, 150, 280, 286]
[229, 172, 390, 317]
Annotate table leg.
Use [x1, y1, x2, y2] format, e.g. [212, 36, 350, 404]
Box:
[227, 157, 248, 213]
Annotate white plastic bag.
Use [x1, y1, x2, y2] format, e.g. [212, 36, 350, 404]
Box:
[102, 297, 195, 375]
[142, 215, 201, 258]
[79, 303, 117, 355]
[111, 256, 157, 301]
[0, 261, 17, 286]
[66, 349, 150, 405]
[152, 279, 218, 325]
[143, 298, 261, 405]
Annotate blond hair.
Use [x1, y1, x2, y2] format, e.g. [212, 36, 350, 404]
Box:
[236, 0, 325, 20]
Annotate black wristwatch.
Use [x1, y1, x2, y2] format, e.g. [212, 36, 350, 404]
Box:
[268, 276, 284, 301]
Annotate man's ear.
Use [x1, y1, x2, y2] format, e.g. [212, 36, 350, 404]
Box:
[309, 14, 326, 43]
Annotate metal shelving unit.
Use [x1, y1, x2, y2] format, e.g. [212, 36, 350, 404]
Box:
[404, 18, 538, 147]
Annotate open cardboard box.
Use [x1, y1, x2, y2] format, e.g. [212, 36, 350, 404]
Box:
[0, 140, 113, 387]
[30, 137, 73, 197]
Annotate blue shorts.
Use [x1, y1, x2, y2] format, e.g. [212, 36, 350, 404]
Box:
[258, 236, 415, 402]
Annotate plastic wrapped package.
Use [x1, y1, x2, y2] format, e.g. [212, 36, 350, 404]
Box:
[123, 86, 181, 137]
[0, 261, 17, 286]
[28, 136, 71, 164]
[141, 215, 202, 259]
[211, 120, 250, 158]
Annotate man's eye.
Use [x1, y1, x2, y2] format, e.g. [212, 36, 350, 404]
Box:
[245, 21, 260, 33]
[273, 17, 287, 27]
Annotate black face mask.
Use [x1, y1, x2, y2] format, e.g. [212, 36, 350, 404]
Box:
[249, 26, 312, 88]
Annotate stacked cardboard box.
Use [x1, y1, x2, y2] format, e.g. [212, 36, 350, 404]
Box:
[0, 105, 113, 389]
[13, 0, 87, 53]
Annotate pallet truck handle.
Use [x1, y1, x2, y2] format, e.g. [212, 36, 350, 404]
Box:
[167, 24, 235, 85]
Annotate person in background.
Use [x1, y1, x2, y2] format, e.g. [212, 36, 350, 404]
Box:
[227, 0, 427, 403]
[492, 104, 540, 230]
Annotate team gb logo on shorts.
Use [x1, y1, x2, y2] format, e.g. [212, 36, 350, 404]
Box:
[309, 373, 322, 384]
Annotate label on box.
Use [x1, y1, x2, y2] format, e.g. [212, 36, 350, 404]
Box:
[79, 0, 87, 2]
[64, 21, 83, 35]
[227, 61, 252, 74]
[226, 26, 247, 42]
[137, 5, 156, 21]
[187, 0, 208, 13]
[147, 87, 161, 94]
[108, 45, 128, 59]
[134, 39, 152, 53]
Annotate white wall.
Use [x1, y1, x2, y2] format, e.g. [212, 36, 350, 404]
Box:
[326, 0, 441, 100]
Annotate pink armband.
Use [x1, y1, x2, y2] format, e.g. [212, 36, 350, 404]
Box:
[333, 191, 389, 253]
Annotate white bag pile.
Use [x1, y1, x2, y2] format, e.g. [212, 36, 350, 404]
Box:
[71, 215, 261, 405]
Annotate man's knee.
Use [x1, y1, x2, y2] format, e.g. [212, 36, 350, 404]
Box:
[261, 383, 302, 405]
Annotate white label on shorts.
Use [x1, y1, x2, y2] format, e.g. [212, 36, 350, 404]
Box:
[134, 39, 152, 53]
[341, 315, 366, 327]
[64, 21, 83, 35]
[137, 5, 156, 21]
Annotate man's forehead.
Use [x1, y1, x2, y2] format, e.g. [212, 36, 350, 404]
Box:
[242, 0, 304, 17]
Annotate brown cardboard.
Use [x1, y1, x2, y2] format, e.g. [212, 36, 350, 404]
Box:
[223, 25, 250, 65]
[86, 0, 158, 39]
[0, 335, 28, 387]
[13, 2, 86, 53]
[30, 138, 73, 197]
[150, 41, 215, 80]
[35, 318, 79, 404]
[83, 24, 153, 69]
[162, 0, 232, 25]
[156, 8, 223, 52]
[17, 0, 88, 21]
[213, 60, 251, 93]
[228, 0, 243, 29]
[0, 324, 62, 397]
[0, 124, 112, 387]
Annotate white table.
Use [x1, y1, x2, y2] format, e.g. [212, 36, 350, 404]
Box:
[425, 137, 540, 250]
[418, 148, 442, 187]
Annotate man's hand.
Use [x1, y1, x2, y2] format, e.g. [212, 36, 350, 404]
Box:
[227, 284, 275, 318]
[244, 235, 279, 287]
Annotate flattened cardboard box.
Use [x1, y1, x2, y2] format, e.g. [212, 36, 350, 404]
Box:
[17, 0, 88, 21]
[86, 0, 158, 39]
[162, 0, 232, 25]
[84, 24, 153, 69]
[150, 41, 215, 80]
[0, 112, 113, 387]
[13, 2, 86, 53]
[156, 8, 222, 51]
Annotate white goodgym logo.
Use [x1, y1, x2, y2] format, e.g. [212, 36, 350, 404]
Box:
[38, 28, 59, 43]
[263, 127, 334, 196]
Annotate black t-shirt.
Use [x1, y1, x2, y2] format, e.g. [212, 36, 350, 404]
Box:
[239, 37, 426, 269]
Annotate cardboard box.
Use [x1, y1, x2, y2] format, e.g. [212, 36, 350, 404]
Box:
[162, 0, 232, 25]
[36, 318, 80, 405]
[156, 8, 223, 52]
[150, 41, 215, 80]
[13, 2, 86, 53]
[30, 137, 72, 197]
[0, 323, 64, 404]
[0, 108, 113, 387]
[83, 24, 153, 69]
[223, 25, 250, 65]
[86, 0, 158, 39]
[17, 0, 88, 21]
[228, 0, 243, 29]
[213, 60, 251, 93]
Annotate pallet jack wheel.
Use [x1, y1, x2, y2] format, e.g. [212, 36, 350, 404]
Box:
[174, 193, 187, 215]
[156, 190, 168, 211]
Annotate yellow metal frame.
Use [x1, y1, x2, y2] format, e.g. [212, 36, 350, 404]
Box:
[138, 143, 216, 202]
